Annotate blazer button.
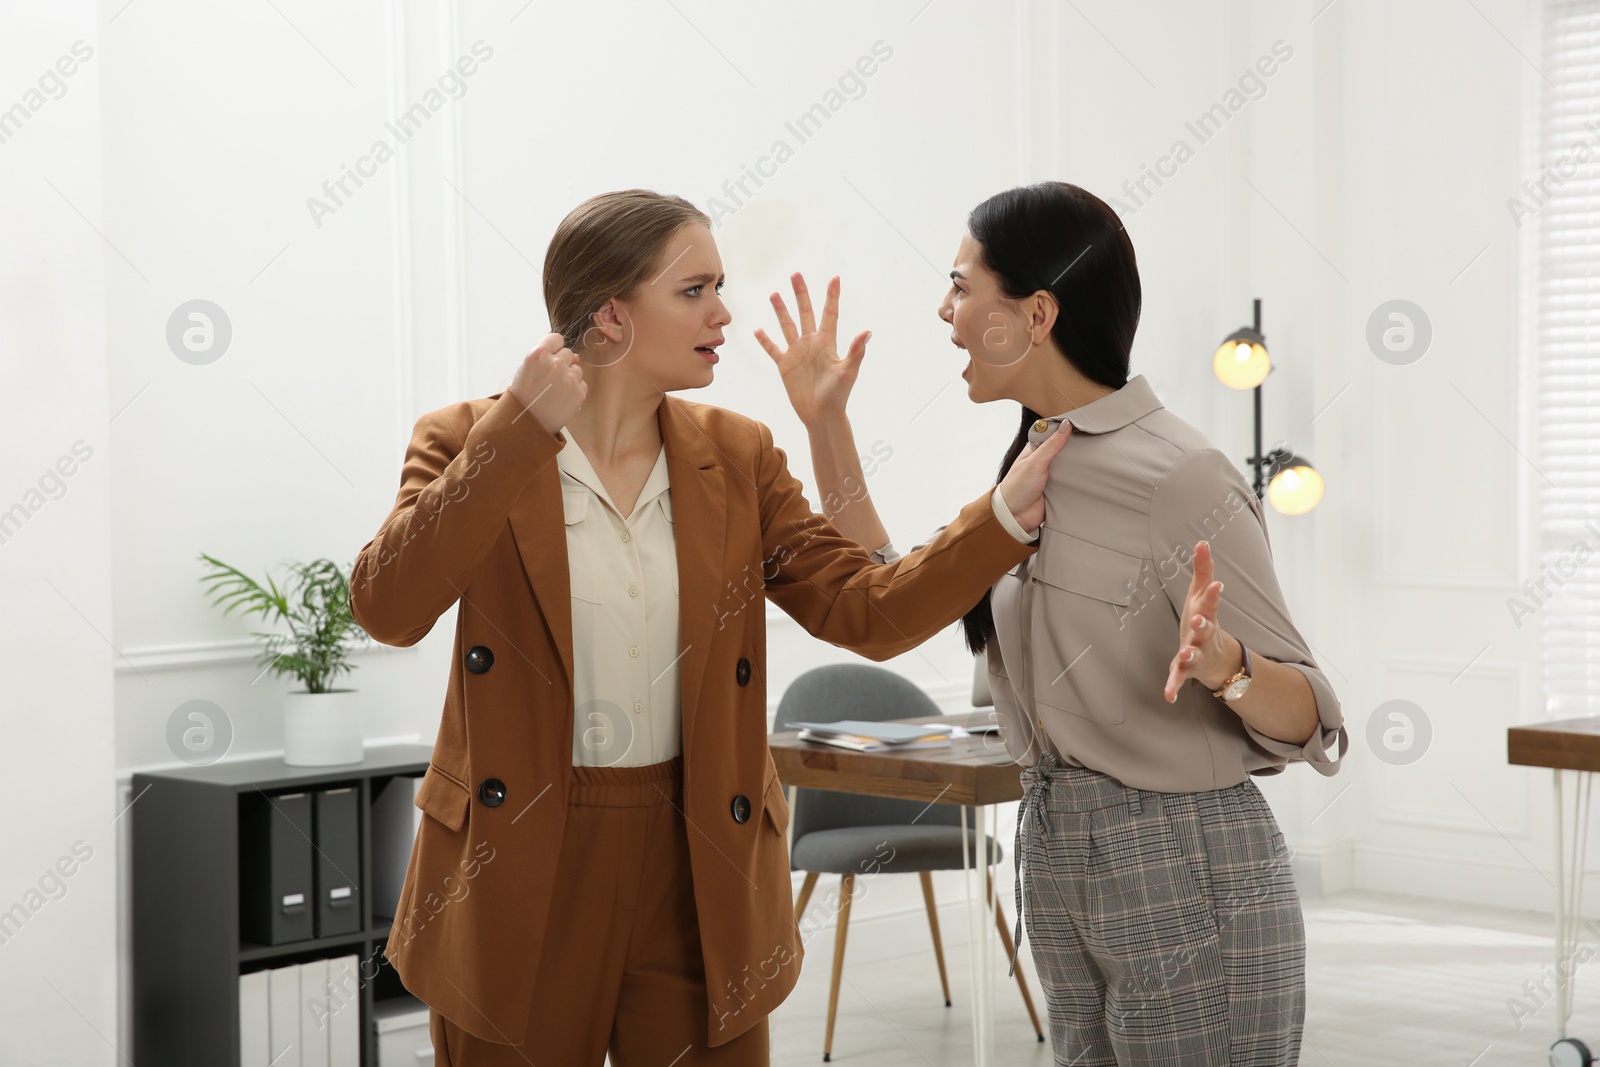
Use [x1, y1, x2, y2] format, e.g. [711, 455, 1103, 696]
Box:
[477, 777, 506, 807]
[735, 658, 752, 686]
[1033, 418, 1050, 433]
[465, 645, 494, 674]
[730, 794, 751, 824]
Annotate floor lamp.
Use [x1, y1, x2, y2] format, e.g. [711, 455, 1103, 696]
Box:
[1213, 298, 1325, 515]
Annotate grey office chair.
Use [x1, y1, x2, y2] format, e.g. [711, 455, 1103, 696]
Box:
[773, 663, 1044, 1061]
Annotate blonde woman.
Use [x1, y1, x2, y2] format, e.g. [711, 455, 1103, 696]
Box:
[350, 189, 1071, 1065]
[762, 181, 1348, 1065]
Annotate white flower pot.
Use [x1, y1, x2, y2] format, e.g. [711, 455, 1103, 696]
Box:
[282, 688, 365, 766]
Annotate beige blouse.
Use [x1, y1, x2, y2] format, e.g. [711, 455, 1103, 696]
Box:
[557, 432, 682, 768]
[873, 374, 1348, 793]
[558, 434, 1038, 768]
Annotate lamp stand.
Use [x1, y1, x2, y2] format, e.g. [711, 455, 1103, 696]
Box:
[1244, 297, 1292, 502]
[1252, 299, 1264, 500]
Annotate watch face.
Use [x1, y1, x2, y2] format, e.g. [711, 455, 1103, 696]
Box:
[1225, 678, 1251, 700]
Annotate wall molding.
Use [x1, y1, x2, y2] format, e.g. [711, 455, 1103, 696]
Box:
[439, 0, 467, 403]
[116, 638, 280, 674]
[1371, 356, 1520, 591]
[1374, 654, 1531, 837]
[1013, 0, 1062, 185]
[1352, 841, 1575, 920]
[386, 0, 416, 461]
[114, 636, 410, 674]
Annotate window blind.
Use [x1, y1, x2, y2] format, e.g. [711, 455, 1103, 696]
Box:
[1536, 2, 1600, 717]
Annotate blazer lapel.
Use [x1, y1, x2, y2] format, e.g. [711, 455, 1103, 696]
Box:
[503, 395, 728, 752]
[658, 396, 726, 754]
[505, 415, 574, 692]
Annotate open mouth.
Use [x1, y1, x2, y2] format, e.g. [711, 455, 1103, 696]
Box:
[694, 339, 723, 364]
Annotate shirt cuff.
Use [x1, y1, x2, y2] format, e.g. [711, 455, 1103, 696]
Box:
[1241, 661, 1349, 776]
[869, 542, 903, 565]
[990, 485, 1039, 545]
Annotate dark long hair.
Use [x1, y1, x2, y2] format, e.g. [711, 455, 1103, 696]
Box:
[958, 182, 1142, 655]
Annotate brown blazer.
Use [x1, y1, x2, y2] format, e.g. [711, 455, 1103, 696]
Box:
[349, 389, 1036, 1047]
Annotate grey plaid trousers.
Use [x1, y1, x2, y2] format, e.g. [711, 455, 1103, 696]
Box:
[1009, 752, 1305, 1066]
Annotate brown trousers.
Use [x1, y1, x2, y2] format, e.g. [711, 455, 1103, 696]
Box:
[428, 754, 770, 1066]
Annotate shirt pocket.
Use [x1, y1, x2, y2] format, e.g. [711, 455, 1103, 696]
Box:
[563, 489, 604, 606]
[1029, 527, 1144, 726]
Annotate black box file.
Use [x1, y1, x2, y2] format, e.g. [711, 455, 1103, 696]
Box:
[313, 786, 362, 937]
[239, 790, 314, 944]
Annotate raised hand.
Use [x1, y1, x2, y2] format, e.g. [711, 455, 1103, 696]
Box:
[753, 273, 871, 428]
[1162, 539, 1237, 703]
[509, 332, 586, 437]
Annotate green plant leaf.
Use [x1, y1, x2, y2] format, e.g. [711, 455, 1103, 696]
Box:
[200, 554, 371, 695]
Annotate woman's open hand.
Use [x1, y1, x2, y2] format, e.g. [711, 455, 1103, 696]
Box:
[754, 273, 870, 429]
[997, 421, 1073, 533]
[1163, 539, 1238, 703]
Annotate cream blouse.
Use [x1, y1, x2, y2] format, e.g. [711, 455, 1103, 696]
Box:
[556, 432, 683, 768]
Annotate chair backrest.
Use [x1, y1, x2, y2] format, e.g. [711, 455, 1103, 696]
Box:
[772, 663, 967, 841]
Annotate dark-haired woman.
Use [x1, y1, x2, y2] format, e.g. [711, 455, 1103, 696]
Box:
[759, 181, 1348, 1065]
[351, 188, 1072, 1065]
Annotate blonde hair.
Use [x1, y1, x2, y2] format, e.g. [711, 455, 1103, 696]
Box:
[543, 189, 710, 350]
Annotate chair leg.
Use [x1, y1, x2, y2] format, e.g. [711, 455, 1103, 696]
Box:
[988, 878, 1044, 1041]
[917, 871, 952, 1007]
[823, 872, 854, 1063]
[794, 870, 819, 923]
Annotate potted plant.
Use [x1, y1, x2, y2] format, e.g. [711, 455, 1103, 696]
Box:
[197, 554, 371, 766]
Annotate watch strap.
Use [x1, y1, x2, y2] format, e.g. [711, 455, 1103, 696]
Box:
[1210, 643, 1251, 699]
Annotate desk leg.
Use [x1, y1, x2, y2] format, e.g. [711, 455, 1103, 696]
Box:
[1556, 769, 1568, 1041]
[962, 803, 997, 1065]
[1553, 768, 1594, 1044]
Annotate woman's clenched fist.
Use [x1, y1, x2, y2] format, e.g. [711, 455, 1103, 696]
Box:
[509, 333, 587, 436]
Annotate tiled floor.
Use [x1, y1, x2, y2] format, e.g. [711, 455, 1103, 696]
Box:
[762, 870, 1600, 1066]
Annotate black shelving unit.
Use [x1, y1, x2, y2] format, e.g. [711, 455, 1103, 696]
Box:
[132, 743, 433, 1067]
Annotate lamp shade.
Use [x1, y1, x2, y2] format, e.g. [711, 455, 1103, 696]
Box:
[1213, 327, 1271, 390]
[1265, 452, 1323, 515]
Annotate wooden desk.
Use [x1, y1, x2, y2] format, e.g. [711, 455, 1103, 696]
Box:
[769, 712, 1026, 1065]
[768, 713, 1025, 806]
[1508, 717, 1600, 1062]
[1509, 716, 1600, 772]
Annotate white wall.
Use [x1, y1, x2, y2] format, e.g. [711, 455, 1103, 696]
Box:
[1303, 0, 1558, 914]
[0, 0, 1572, 1060]
[0, 3, 116, 1066]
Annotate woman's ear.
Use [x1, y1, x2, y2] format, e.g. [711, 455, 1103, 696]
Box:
[583, 299, 628, 348]
[1029, 290, 1060, 346]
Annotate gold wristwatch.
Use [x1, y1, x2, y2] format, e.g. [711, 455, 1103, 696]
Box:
[1210, 643, 1253, 702]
